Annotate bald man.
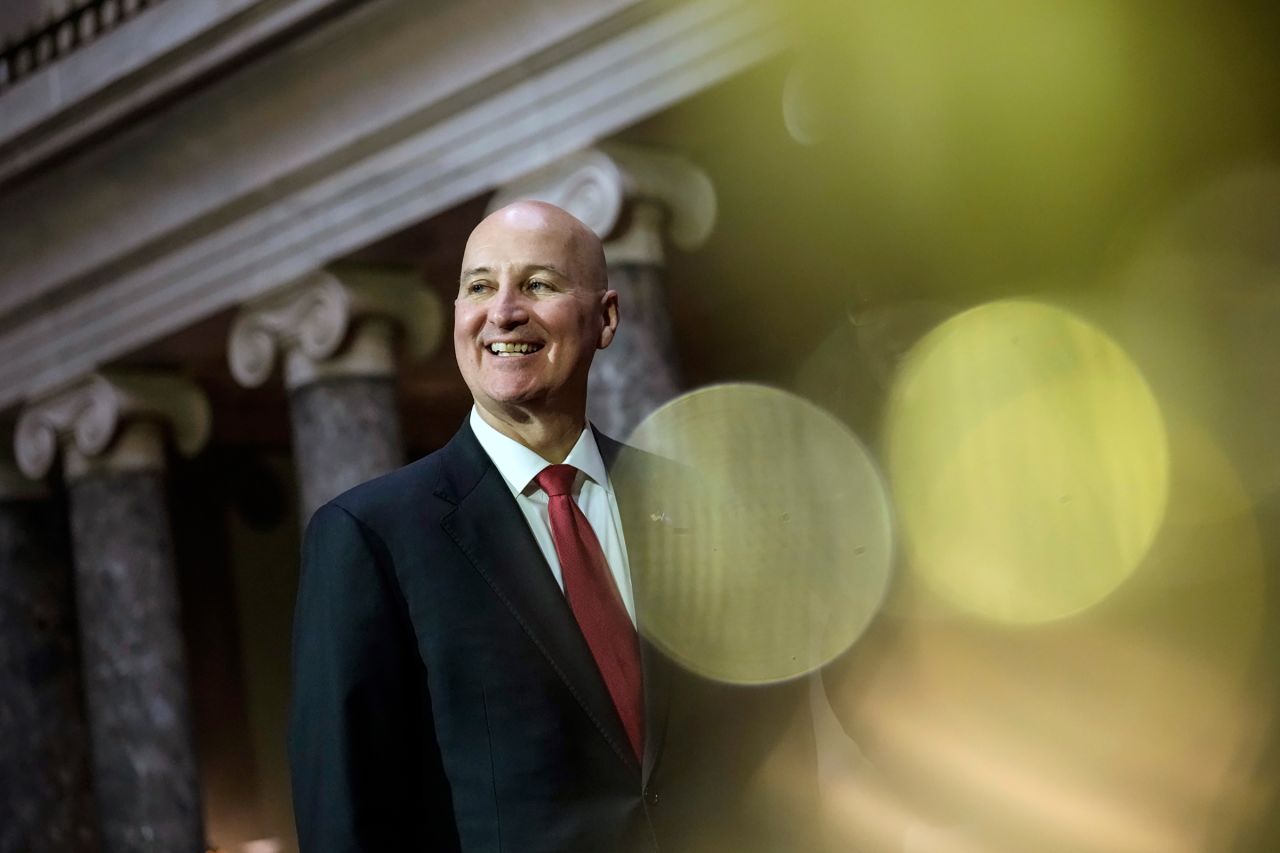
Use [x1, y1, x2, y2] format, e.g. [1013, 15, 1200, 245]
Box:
[288, 202, 827, 852]
[288, 202, 659, 852]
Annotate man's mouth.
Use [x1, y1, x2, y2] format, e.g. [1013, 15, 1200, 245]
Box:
[486, 342, 544, 357]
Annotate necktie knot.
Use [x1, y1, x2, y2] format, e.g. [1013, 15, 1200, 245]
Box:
[536, 464, 578, 498]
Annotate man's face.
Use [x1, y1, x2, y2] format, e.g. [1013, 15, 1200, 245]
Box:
[454, 203, 617, 420]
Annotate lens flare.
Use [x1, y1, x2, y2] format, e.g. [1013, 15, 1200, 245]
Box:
[885, 300, 1169, 623]
[614, 384, 892, 684]
[1112, 166, 1280, 504]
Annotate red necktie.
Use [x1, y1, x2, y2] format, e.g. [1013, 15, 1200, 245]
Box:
[536, 464, 644, 761]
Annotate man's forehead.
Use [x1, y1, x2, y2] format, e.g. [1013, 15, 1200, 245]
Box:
[460, 260, 571, 279]
[462, 227, 581, 271]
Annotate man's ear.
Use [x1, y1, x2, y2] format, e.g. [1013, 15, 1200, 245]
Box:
[598, 289, 620, 349]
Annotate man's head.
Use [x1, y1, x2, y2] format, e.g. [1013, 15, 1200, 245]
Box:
[454, 200, 618, 426]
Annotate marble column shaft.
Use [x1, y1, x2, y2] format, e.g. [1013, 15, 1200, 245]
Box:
[288, 374, 405, 522]
[14, 374, 210, 853]
[0, 493, 98, 853]
[588, 262, 682, 439]
[68, 460, 203, 852]
[228, 269, 439, 522]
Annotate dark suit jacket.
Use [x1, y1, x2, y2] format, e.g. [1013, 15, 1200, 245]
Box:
[288, 420, 825, 852]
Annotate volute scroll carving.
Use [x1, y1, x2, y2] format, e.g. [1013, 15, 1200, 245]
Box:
[228, 266, 443, 389]
[14, 372, 211, 479]
[487, 144, 717, 265]
[228, 271, 352, 388]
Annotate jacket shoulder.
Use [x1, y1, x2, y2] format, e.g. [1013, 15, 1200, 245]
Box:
[322, 448, 450, 528]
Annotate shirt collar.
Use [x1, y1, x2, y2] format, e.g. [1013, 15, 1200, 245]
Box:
[469, 406, 609, 497]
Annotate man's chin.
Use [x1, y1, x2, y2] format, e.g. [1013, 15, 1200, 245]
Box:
[474, 387, 591, 424]
[475, 390, 545, 419]
[482, 385, 541, 406]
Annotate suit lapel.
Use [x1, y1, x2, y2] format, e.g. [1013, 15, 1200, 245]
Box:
[436, 423, 640, 774]
[594, 429, 672, 785]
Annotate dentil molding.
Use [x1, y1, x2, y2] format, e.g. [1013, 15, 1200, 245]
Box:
[14, 372, 211, 480]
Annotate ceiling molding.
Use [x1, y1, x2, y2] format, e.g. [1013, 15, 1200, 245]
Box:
[0, 0, 355, 184]
[0, 0, 786, 413]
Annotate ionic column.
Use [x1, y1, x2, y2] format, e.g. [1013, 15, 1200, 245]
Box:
[228, 266, 442, 521]
[489, 144, 716, 436]
[0, 449, 98, 853]
[15, 373, 211, 853]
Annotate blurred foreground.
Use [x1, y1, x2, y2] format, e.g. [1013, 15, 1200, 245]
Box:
[617, 1, 1280, 848]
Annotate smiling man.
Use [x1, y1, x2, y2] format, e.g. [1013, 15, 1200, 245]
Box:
[288, 201, 663, 852]
[455, 201, 618, 463]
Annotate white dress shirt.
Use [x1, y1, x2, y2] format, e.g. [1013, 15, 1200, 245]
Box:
[469, 407, 636, 626]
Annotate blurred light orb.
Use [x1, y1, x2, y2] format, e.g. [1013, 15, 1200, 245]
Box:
[1125, 415, 1267, 681]
[782, 62, 824, 147]
[885, 301, 1169, 623]
[617, 384, 892, 684]
[1116, 166, 1280, 503]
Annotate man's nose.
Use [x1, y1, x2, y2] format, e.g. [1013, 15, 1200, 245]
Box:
[488, 285, 529, 328]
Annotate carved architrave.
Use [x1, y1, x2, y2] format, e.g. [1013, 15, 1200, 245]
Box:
[487, 144, 717, 265]
[14, 372, 211, 480]
[0, 0, 787, 415]
[227, 265, 443, 390]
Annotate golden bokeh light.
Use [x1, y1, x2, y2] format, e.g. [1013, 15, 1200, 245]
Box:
[775, 1, 1273, 296]
[1109, 166, 1280, 504]
[823, 419, 1269, 848]
[826, 617, 1270, 852]
[1106, 414, 1268, 690]
[885, 300, 1169, 623]
[827, 414, 1270, 849]
[614, 384, 892, 684]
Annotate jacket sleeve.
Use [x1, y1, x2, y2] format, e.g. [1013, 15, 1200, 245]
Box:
[288, 502, 458, 852]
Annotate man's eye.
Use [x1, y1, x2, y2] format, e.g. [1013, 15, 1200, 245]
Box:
[528, 279, 552, 292]
[465, 282, 490, 295]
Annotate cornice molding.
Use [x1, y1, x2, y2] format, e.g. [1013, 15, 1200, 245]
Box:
[14, 371, 210, 479]
[227, 265, 442, 389]
[0, 0, 350, 184]
[0, 0, 784, 413]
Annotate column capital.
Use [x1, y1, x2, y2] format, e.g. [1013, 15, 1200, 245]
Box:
[14, 372, 211, 480]
[227, 264, 444, 390]
[487, 144, 717, 264]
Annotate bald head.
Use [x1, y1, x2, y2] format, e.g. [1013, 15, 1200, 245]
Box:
[464, 201, 607, 292]
[453, 199, 620, 443]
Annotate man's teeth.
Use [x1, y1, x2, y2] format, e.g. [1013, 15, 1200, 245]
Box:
[488, 342, 542, 356]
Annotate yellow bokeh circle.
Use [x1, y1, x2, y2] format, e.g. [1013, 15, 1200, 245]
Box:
[615, 384, 893, 684]
[885, 300, 1169, 623]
